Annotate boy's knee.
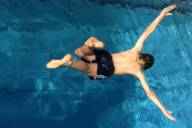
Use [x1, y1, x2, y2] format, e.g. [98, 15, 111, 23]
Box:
[74, 49, 84, 57]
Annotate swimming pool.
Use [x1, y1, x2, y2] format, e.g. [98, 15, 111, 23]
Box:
[0, 0, 192, 128]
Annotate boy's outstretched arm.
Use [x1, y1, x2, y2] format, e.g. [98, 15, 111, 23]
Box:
[132, 5, 176, 53]
[135, 71, 176, 121]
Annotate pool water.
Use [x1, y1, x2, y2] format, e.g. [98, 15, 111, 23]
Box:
[0, 0, 192, 128]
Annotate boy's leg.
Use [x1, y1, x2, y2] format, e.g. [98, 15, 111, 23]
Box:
[74, 45, 94, 57]
[70, 60, 90, 73]
[46, 54, 90, 73]
[74, 37, 104, 57]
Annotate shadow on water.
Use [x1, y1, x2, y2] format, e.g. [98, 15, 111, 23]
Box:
[62, 75, 136, 128]
[0, 74, 136, 128]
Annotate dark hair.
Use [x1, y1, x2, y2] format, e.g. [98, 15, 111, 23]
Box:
[140, 53, 154, 70]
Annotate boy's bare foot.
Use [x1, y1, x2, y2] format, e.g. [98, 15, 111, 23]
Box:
[85, 38, 104, 49]
[74, 37, 104, 57]
[46, 54, 72, 68]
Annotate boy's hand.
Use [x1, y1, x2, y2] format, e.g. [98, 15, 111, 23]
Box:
[161, 5, 176, 15]
[163, 110, 176, 121]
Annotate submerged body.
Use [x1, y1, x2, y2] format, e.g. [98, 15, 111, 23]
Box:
[46, 5, 177, 121]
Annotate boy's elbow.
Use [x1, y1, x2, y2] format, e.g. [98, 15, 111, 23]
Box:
[147, 90, 154, 97]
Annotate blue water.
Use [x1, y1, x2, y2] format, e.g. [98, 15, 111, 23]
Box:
[0, 0, 192, 128]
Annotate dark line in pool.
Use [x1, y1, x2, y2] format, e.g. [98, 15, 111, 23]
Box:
[82, 0, 192, 15]
[0, 87, 61, 95]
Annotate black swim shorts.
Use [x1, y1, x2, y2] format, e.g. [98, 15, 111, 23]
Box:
[81, 49, 115, 80]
